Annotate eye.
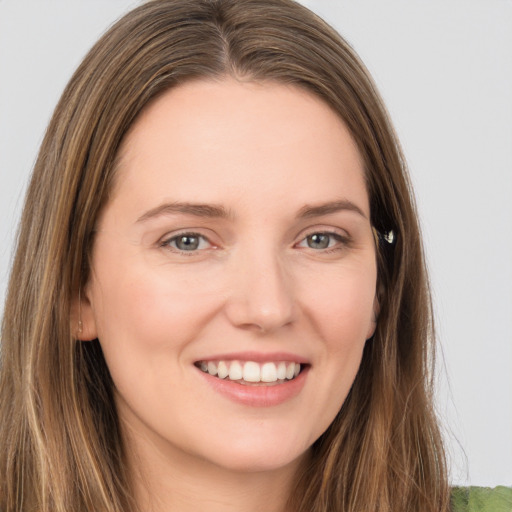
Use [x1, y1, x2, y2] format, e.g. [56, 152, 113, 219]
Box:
[297, 232, 346, 251]
[161, 232, 212, 252]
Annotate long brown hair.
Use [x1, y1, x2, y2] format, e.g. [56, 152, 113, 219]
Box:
[0, 1, 449, 510]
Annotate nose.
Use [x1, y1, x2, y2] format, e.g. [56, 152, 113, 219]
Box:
[223, 246, 296, 334]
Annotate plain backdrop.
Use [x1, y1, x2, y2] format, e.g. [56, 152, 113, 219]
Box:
[0, 0, 511, 487]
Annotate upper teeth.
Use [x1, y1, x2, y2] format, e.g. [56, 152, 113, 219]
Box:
[197, 360, 301, 383]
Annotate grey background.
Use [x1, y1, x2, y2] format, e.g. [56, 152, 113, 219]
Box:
[1, 0, 511, 486]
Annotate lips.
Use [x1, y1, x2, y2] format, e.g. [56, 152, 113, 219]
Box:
[195, 360, 302, 384]
[194, 353, 309, 406]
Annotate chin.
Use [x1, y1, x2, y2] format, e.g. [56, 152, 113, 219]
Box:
[195, 432, 312, 474]
[210, 450, 307, 475]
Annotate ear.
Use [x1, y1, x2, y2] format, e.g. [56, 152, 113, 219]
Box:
[366, 294, 380, 340]
[70, 284, 98, 341]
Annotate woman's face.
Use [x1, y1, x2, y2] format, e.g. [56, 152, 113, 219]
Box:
[82, 79, 378, 474]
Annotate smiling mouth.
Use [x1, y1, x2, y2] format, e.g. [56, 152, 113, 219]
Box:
[195, 360, 303, 385]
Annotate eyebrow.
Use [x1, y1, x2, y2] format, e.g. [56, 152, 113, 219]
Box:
[136, 202, 231, 223]
[136, 198, 367, 223]
[297, 199, 367, 220]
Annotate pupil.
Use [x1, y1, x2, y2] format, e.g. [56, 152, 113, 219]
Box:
[308, 234, 329, 249]
[177, 235, 199, 251]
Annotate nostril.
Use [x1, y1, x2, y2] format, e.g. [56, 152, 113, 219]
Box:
[222, 260, 296, 333]
[224, 302, 296, 334]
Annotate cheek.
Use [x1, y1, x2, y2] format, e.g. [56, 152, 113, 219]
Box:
[297, 263, 376, 414]
[88, 262, 219, 409]
[88, 256, 221, 365]
[97, 286, 187, 347]
[300, 262, 377, 343]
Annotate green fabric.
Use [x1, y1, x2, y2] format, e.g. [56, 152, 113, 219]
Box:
[451, 487, 512, 512]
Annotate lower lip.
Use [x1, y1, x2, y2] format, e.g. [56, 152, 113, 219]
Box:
[196, 366, 309, 407]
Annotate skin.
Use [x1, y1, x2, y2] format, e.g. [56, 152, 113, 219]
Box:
[79, 79, 378, 512]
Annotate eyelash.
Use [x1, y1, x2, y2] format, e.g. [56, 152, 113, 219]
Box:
[296, 231, 350, 253]
[159, 232, 213, 254]
[159, 229, 351, 256]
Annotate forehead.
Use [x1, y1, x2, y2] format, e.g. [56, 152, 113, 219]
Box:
[109, 79, 369, 220]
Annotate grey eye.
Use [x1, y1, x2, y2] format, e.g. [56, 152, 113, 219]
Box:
[175, 235, 200, 251]
[306, 233, 332, 249]
[161, 232, 213, 254]
[164, 233, 212, 252]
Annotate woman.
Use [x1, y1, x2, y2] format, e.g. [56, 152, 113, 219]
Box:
[0, 1, 509, 511]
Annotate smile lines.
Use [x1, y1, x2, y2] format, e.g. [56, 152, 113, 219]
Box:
[196, 360, 302, 384]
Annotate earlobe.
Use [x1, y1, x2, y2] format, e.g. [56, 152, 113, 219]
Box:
[70, 286, 98, 341]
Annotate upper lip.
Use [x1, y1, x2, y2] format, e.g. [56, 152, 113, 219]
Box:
[194, 351, 310, 364]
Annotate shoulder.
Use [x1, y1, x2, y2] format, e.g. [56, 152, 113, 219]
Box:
[451, 486, 512, 512]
